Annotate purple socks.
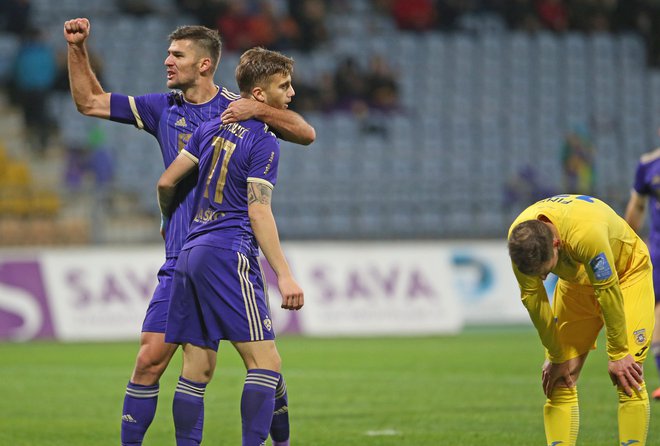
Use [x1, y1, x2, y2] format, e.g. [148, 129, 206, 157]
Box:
[172, 376, 207, 446]
[241, 369, 281, 446]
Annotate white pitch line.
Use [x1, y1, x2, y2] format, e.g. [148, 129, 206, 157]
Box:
[365, 429, 401, 436]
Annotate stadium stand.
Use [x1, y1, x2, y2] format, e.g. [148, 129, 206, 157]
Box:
[1, 0, 659, 244]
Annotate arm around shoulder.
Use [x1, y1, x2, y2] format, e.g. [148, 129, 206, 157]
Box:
[222, 99, 316, 145]
[268, 107, 316, 145]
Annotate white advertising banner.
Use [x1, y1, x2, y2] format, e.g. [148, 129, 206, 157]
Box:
[0, 241, 528, 341]
[446, 241, 529, 325]
[269, 242, 464, 336]
[40, 247, 160, 341]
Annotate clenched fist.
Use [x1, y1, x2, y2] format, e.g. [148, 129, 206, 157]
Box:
[63, 18, 90, 45]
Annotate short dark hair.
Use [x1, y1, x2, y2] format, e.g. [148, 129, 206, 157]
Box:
[235, 47, 294, 95]
[168, 26, 222, 72]
[508, 220, 554, 275]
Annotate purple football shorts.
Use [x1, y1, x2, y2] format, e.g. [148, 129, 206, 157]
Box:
[141, 257, 177, 333]
[165, 245, 275, 350]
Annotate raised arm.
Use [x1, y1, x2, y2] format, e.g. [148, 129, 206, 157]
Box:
[247, 181, 304, 310]
[624, 189, 647, 233]
[64, 18, 111, 118]
[221, 98, 315, 145]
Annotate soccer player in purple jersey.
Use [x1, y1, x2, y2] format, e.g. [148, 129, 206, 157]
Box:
[63, 18, 314, 446]
[157, 47, 303, 446]
[625, 147, 660, 401]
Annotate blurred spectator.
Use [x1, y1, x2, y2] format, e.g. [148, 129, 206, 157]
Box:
[435, 0, 469, 31]
[10, 28, 57, 153]
[63, 142, 88, 191]
[53, 47, 104, 93]
[290, 72, 336, 113]
[116, 0, 156, 17]
[244, 0, 300, 51]
[200, 0, 301, 52]
[365, 54, 399, 112]
[568, 0, 614, 32]
[536, 0, 569, 31]
[87, 125, 115, 189]
[64, 125, 114, 192]
[0, 0, 32, 36]
[215, 0, 253, 52]
[612, 0, 643, 31]
[503, 165, 556, 210]
[246, 1, 284, 48]
[290, 53, 399, 117]
[175, 0, 225, 28]
[502, 0, 542, 31]
[288, 0, 329, 51]
[633, 2, 660, 67]
[561, 126, 596, 195]
[286, 84, 314, 113]
[333, 56, 368, 112]
[390, 0, 437, 31]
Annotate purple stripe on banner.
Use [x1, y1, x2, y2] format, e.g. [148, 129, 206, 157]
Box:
[0, 260, 54, 341]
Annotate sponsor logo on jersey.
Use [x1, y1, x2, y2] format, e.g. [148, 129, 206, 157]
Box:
[177, 133, 192, 152]
[635, 345, 649, 357]
[633, 328, 647, 346]
[175, 117, 187, 128]
[589, 253, 612, 281]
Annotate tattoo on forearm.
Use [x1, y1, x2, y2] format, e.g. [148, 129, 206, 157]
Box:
[248, 182, 272, 205]
[248, 183, 257, 204]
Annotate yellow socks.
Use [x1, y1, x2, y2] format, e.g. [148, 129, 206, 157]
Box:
[543, 386, 579, 446]
[618, 381, 649, 446]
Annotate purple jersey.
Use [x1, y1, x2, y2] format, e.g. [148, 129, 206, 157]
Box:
[633, 149, 660, 248]
[109, 87, 240, 258]
[179, 116, 280, 256]
[632, 149, 660, 301]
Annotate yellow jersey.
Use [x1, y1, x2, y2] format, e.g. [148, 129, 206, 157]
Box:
[508, 194, 651, 361]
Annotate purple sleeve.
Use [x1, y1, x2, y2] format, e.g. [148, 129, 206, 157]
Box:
[633, 161, 649, 195]
[248, 134, 280, 187]
[109, 93, 168, 135]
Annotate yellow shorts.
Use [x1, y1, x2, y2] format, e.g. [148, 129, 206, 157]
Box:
[551, 274, 655, 363]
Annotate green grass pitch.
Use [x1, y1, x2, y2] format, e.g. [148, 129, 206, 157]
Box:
[0, 326, 658, 445]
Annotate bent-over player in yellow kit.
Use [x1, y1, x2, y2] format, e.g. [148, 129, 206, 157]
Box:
[508, 194, 654, 446]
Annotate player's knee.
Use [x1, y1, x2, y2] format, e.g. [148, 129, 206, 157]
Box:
[198, 365, 215, 382]
[547, 386, 578, 405]
[268, 352, 282, 372]
[252, 349, 282, 372]
[134, 348, 171, 380]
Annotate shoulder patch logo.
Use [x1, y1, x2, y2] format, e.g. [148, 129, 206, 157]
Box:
[633, 328, 647, 346]
[589, 253, 612, 281]
[175, 117, 187, 128]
